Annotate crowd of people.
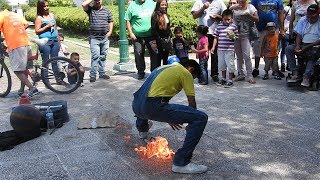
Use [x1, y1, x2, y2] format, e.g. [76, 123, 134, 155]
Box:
[1, 0, 320, 175]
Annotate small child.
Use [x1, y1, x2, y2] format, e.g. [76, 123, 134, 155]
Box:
[67, 52, 85, 85]
[191, 25, 209, 85]
[172, 26, 189, 63]
[261, 22, 281, 80]
[58, 33, 69, 58]
[212, 9, 238, 88]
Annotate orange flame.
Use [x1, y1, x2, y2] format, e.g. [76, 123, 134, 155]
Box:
[134, 136, 175, 160]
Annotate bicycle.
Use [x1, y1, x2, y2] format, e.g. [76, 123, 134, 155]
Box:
[0, 37, 82, 97]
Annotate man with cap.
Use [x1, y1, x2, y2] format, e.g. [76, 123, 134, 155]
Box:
[286, 4, 320, 87]
[132, 60, 208, 174]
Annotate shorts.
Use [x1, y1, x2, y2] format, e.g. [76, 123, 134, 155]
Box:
[8, 46, 30, 71]
[217, 50, 235, 72]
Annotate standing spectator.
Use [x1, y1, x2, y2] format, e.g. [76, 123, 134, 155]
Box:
[230, 0, 259, 84]
[212, 9, 238, 88]
[82, 0, 113, 83]
[172, 26, 189, 62]
[35, 0, 62, 84]
[191, 0, 227, 82]
[261, 22, 282, 80]
[289, 0, 316, 34]
[152, 0, 172, 66]
[125, 0, 158, 79]
[0, 9, 39, 97]
[251, 0, 285, 78]
[280, 0, 293, 72]
[191, 25, 209, 85]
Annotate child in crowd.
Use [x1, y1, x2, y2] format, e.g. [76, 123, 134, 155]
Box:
[67, 52, 85, 85]
[212, 9, 238, 88]
[172, 26, 189, 63]
[58, 33, 69, 58]
[191, 25, 209, 85]
[261, 22, 282, 80]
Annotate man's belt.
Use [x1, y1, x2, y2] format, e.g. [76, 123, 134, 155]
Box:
[91, 32, 107, 36]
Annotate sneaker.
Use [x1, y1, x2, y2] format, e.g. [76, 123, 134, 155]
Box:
[137, 73, 145, 80]
[301, 77, 310, 87]
[224, 81, 233, 88]
[216, 79, 226, 86]
[56, 79, 68, 85]
[277, 71, 285, 78]
[90, 76, 96, 83]
[138, 121, 153, 139]
[281, 64, 285, 72]
[172, 163, 208, 174]
[99, 74, 110, 80]
[27, 87, 40, 97]
[252, 69, 259, 77]
[287, 75, 301, 83]
[234, 75, 245, 81]
[262, 74, 269, 80]
[212, 75, 219, 82]
[274, 75, 282, 80]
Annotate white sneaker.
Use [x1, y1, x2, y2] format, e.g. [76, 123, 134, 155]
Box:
[172, 163, 208, 174]
[138, 121, 153, 139]
[301, 77, 310, 87]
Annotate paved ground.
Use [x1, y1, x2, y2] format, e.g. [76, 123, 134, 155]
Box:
[0, 41, 320, 179]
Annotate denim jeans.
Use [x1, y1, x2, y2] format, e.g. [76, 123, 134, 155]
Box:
[90, 36, 109, 78]
[39, 39, 60, 81]
[132, 66, 208, 166]
[280, 34, 289, 64]
[134, 36, 159, 74]
[199, 58, 208, 84]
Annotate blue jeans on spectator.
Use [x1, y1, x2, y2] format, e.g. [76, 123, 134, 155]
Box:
[199, 58, 208, 84]
[90, 36, 109, 78]
[132, 66, 208, 166]
[39, 39, 60, 81]
[280, 34, 289, 65]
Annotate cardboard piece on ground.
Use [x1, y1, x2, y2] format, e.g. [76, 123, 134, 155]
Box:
[77, 110, 120, 129]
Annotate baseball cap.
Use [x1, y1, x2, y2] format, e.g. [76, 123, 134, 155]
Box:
[266, 22, 276, 28]
[307, 4, 319, 16]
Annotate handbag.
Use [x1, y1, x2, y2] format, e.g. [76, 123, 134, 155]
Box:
[249, 22, 259, 41]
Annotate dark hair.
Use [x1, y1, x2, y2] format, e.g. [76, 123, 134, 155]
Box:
[180, 59, 201, 79]
[287, 0, 293, 7]
[174, 26, 183, 33]
[153, 0, 168, 30]
[196, 25, 208, 36]
[222, 9, 233, 17]
[70, 52, 79, 59]
[37, 0, 48, 16]
[58, 33, 64, 39]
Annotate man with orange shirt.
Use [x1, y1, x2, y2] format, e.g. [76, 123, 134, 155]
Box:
[0, 9, 39, 97]
[260, 22, 282, 80]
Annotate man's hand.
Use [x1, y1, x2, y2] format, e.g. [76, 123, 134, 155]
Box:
[279, 29, 285, 39]
[169, 123, 183, 131]
[294, 45, 303, 54]
[107, 32, 112, 37]
[203, 2, 210, 10]
[129, 32, 136, 40]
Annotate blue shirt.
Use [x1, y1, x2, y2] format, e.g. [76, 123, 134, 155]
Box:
[38, 19, 58, 40]
[294, 16, 320, 43]
[251, 0, 284, 31]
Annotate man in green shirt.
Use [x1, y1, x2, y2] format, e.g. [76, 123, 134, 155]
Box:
[125, 0, 160, 79]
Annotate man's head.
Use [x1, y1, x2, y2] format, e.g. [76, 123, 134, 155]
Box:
[70, 52, 80, 63]
[93, 0, 102, 9]
[266, 22, 276, 35]
[222, 9, 233, 25]
[180, 60, 201, 79]
[306, 4, 319, 24]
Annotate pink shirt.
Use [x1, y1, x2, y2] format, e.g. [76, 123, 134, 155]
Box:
[196, 36, 209, 60]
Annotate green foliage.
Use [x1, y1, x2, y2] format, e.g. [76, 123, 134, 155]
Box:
[0, 0, 11, 11]
[28, 0, 76, 7]
[24, 2, 198, 42]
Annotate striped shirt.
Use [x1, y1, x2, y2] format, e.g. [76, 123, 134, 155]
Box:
[86, 7, 113, 38]
[213, 22, 238, 51]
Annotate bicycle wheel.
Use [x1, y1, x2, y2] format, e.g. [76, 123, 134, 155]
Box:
[0, 60, 12, 97]
[41, 57, 81, 94]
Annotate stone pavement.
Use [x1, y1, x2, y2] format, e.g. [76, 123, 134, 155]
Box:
[1, 54, 320, 179]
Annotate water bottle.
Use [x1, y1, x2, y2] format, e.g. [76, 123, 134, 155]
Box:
[46, 107, 55, 129]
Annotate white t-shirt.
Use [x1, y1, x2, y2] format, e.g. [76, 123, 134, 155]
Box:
[58, 43, 68, 58]
[191, 0, 227, 34]
[232, 4, 257, 36]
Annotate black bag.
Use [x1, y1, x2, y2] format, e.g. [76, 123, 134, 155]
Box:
[160, 37, 172, 51]
[34, 100, 69, 129]
[249, 22, 259, 41]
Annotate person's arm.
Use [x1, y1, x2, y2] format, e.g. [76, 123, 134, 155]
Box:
[289, 9, 295, 35]
[187, 96, 197, 109]
[211, 37, 218, 53]
[82, 0, 93, 11]
[278, 7, 285, 37]
[107, 22, 113, 37]
[126, 20, 136, 40]
[192, 42, 208, 53]
[191, 2, 209, 19]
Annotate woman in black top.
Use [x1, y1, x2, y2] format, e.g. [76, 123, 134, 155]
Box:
[151, 0, 172, 66]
